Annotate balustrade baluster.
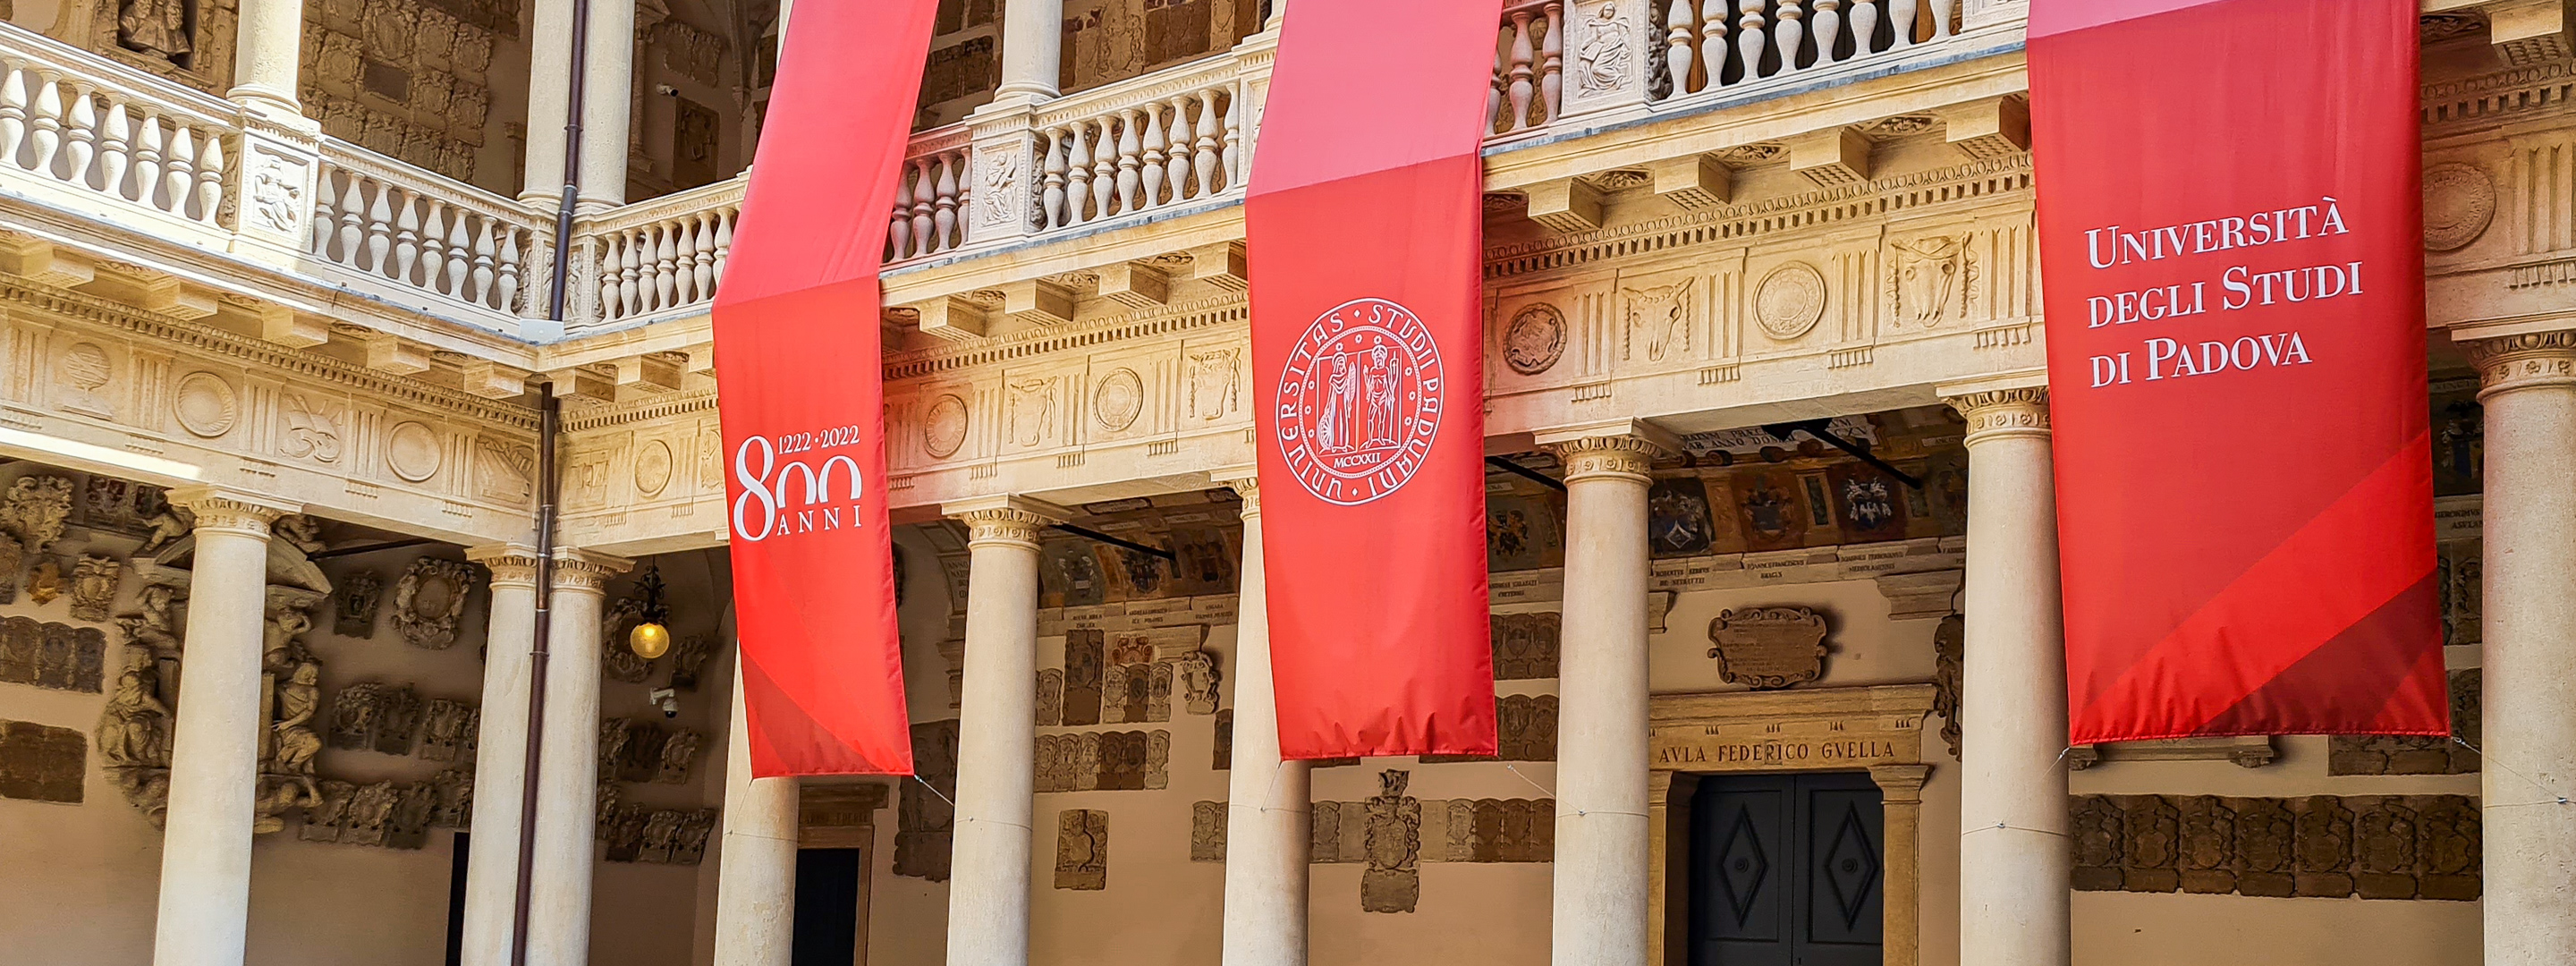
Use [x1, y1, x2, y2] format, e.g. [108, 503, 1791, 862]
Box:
[1165, 96, 1194, 201]
[191, 133, 222, 223]
[1814, 0, 1843, 64]
[1777, 2, 1807, 72]
[362, 180, 394, 273]
[1739, 3, 1771, 79]
[336, 176, 365, 266]
[1115, 109, 1144, 216]
[161, 125, 195, 214]
[1702, 0, 1732, 86]
[665, 221, 693, 306]
[1490, 32, 1506, 135]
[1892, 0, 1917, 46]
[710, 210, 733, 283]
[1224, 89, 1244, 188]
[887, 186, 913, 260]
[656, 223, 681, 307]
[909, 159, 936, 258]
[1506, 12, 1537, 128]
[1541, 3, 1563, 121]
[438, 215, 469, 298]
[1065, 123, 1095, 225]
[95, 103, 130, 201]
[692, 213, 718, 301]
[1929, 0, 1953, 38]
[392, 194, 422, 283]
[955, 149, 973, 247]
[1665, 1, 1696, 98]
[1090, 119, 1119, 222]
[1194, 92, 1222, 198]
[63, 86, 96, 189]
[130, 114, 163, 207]
[309, 172, 339, 254]
[470, 221, 498, 305]
[0, 67, 28, 169]
[1140, 106, 1169, 208]
[620, 228, 646, 317]
[418, 201, 449, 292]
[932, 151, 960, 253]
[28, 73, 62, 178]
[1850, 0, 1879, 56]
[1043, 128, 1070, 228]
[496, 228, 522, 312]
[595, 236, 623, 320]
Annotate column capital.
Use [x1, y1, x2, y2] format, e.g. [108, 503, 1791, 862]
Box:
[1942, 386, 2050, 446]
[550, 548, 634, 594]
[1210, 465, 1260, 519]
[944, 496, 1071, 548]
[1535, 419, 1678, 485]
[2461, 328, 2576, 399]
[465, 543, 547, 589]
[166, 487, 299, 536]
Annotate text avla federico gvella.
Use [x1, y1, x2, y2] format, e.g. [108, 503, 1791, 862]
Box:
[2079, 195, 2362, 387]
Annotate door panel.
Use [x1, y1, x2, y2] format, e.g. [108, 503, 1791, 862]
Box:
[1690, 773, 1885, 966]
[793, 847, 865, 966]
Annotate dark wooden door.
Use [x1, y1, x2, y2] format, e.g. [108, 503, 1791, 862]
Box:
[793, 847, 865, 966]
[1689, 773, 1885, 966]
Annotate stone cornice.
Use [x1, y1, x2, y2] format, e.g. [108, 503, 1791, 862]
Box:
[883, 296, 1248, 381]
[562, 389, 719, 432]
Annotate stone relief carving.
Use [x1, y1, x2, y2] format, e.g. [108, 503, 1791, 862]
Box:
[1491, 612, 1561, 680]
[1177, 649, 1221, 716]
[1055, 809, 1110, 890]
[1445, 798, 1555, 863]
[1424, 694, 1556, 762]
[1034, 729, 1174, 793]
[0, 719, 89, 804]
[1622, 280, 1694, 362]
[668, 634, 714, 691]
[2072, 793, 2479, 901]
[1504, 303, 1567, 376]
[1094, 368, 1145, 432]
[1572, 2, 1631, 94]
[1062, 630, 1105, 726]
[600, 805, 718, 864]
[1361, 769, 1421, 913]
[1753, 262, 1828, 342]
[2422, 162, 2496, 252]
[1188, 349, 1241, 421]
[895, 719, 961, 880]
[1036, 668, 1064, 726]
[249, 154, 304, 234]
[2328, 670, 2480, 775]
[172, 372, 239, 438]
[0, 476, 75, 604]
[923, 394, 970, 459]
[598, 597, 653, 683]
[1932, 612, 1962, 759]
[63, 555, 116, 622]
[1006, 377, 1059, 447]
[475, 441, 538, 503]
[333, 570, 384, 637]
[1213, 708, 1232, 769]
[417, 698, 478, 762]
[26, 558, 63, 606]
[392, 557, 479, 649]
[279, 394, 346, 464]
[2, 616, 108, 693]
[1889, 234, 1976, 325]
[1191, 801, 1227, 861]
[385, 421, 443, 483]
[979, 149, 1022, 230]
[1707, 606, 1832, 690]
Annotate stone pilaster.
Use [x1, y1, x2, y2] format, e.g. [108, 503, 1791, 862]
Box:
[1536, 421, 1674, 966]
[1940, 381, 2069, 966]
[2462, 330, 2576, 966]
[943, 496, 1069, 966]
[150, 488, 295, 966]
[1213, 470, 1311, 966]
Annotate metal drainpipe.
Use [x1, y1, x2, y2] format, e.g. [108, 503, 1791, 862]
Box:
[510, 0, 591, 959]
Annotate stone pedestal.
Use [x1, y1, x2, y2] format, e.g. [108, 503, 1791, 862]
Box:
[1942, 382, 2070, 966]
[715, 661, 800, 966]
[943, 496, 1067, 966]
[523, 550, 631, 966]
[149, 489, 294, 966]
[2464, 332, 2576, 966]
[1215, 472, 1310, 966]
[456, 546, 543, 966]
[1538, 422, 1671, 966]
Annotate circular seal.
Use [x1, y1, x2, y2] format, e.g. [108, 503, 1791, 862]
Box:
[1504, 303, 1566, 376]
[1094, 368, 1143, 432]
[923, 394, 969, 459]
[1275, 298, 1446, 506]
[1754, 262, 1828, 341]
[2422, 162, 2496, 253]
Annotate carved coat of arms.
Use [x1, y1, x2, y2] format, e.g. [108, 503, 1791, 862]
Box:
[1707, 606, 1831, 690]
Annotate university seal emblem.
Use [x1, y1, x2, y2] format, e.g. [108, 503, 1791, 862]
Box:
[1276, 298, 1447, 505]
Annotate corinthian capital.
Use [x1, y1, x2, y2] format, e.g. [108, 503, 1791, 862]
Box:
[1943, 385, 2050, 445]
[165, 487, 299, 536]
[466, 544, 548, 589]
[1536, 419, 1679, 485]
[2461, 328, 2576, 398]
[945, 496, 1072, 548]
[550, 548, 635, 594]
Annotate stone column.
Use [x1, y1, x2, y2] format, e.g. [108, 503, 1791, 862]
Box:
[149, 488, 294, 966]
[521, 0, 638, 207]
[1942, 384, 2070, 966]
[1213, 472, 1310, 966]
[227, 0, 305, 119]
[942, 496, 1067, 966]
[1537, 421, 1672, 966]
[2463, 331, 2576, 966]
[715, 658, 801, 966]
[524, 550, 632, 966]
[1868, 764, 1932, 966]
[993, 0, 1068, 105]
[456, 546, 545, 966]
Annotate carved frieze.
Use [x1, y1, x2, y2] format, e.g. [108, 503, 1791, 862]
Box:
[2, 616, 108, 693]
[1055, 809, 1109, 890]
[1423, 694, 1556, 762]
[0, 476, 74, 604]
[2072, 794, 2479, 901]
[1443, 798, 1555, 863]
[2328, 670, 2481, 775]
[1491, 612, 1561, 680]
[601, 805, 718, 865]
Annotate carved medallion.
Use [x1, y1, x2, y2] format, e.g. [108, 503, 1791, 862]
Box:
[2422, 163, 2496, 252]
[633, 439, 674, 497]
[59, 343, 110, 392]
[1754, 263, 1827, 341]
[1094, 368, 1144, 432]
[1504, 303, 1567, 376]
[384, 420, 442, 482]
[1275, 298, 1447, 506]
[1706, 606, 1831, 690]
[393, 558, 479, 649]
[172, 372, 238, 437]
[923, 394, 969, 459]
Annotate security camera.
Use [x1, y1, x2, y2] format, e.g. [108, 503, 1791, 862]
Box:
[650, 687, 680, 719]
[656, 83, 679, 97]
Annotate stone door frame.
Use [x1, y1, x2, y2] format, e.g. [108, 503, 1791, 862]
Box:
[1648, 683, 1938, 966]
[799, 782, 893, 966]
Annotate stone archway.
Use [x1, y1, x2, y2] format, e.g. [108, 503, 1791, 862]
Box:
[1648, 683, 1938, 966]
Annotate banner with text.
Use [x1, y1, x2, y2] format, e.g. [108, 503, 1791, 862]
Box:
[1250, 0, 1502, 758]
[709, 0, 938, 776]
[2032, 0, 2445, 743]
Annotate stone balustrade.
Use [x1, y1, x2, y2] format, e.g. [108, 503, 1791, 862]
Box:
[1656, 0, 1955, 102]
[0, 25, 233, 229]
[310, 146, 546, 320]
[1031, 68, 1247, 232]
[583, 176, 742, 328]
[889, 128, 973, 262]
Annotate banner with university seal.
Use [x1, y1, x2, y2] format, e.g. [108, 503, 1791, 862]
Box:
[2031, 0, 2446, 742]
[708, 0, 939, 775]
[1248, 0, 1503, 758]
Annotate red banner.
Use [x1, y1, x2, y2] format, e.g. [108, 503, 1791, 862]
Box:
[709, 0, 939, 775]
[2031, 0, 2446, 742]
[1249, 0, 1503, 758]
